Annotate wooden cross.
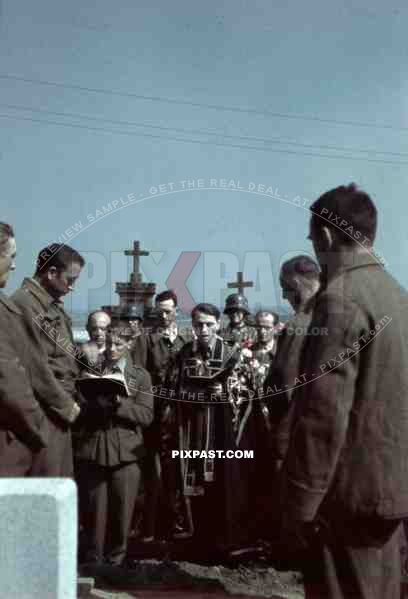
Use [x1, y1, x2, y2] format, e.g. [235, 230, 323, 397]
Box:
[227, 271, 254, 296]
[124, 241, 149, 277]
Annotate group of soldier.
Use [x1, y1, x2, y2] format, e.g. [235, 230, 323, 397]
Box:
[1, 182, 408, 598]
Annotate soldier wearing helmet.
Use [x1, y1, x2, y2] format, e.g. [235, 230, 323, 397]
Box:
[110, 304, 144, 345]
[221, 293, 257, 346]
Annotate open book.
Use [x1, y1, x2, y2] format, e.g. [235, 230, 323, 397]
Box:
[186, 368, 231, 385]
[77, 371, 130, 400]
[185, 345, 241, 384]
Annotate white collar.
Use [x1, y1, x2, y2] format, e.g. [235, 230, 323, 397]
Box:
[111, 356, 127, 373]
[162, 325, 178, 343]
[257, 339, 276, 353]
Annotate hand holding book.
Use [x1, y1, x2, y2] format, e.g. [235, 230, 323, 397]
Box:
[76, 372, 128, 419]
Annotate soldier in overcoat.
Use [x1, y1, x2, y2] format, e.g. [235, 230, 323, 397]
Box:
[221, 294, 257, 345]
[264, 255, 320, 471]
[0, 223, 48, 475]
[279, 184, 408, 598]
[12, 243, 84, 476]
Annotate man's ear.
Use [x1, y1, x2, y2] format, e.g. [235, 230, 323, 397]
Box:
[47, 266, 57, 280]
[321, 225, 335, 249]
[216, 320, 221, 332]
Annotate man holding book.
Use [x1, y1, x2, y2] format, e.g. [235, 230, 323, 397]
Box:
[76, 325, 153, 566]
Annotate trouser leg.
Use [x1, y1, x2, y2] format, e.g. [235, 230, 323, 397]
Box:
[106, 461, 141, 565]
[160, 449, 182, 536]
[141, 452, 161, 538]
[59, 428, 74, 477]
[75, 459, 92, 560]
[82, 463, 109, 563]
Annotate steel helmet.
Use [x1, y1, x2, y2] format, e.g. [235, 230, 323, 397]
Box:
[111, 304, 143, 323]
[223, 293, 250, 315]
[125, 305, 144, 321]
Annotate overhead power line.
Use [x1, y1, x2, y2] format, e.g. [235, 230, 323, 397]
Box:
[1, 111, 408, 166]
[1, 102, 408, 159]
[0, 72, 406, 132]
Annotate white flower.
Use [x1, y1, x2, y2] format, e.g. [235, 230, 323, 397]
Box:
[241, 348, 253, 359]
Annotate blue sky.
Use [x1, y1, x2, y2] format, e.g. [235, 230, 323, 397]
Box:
[1, 0, 407, 319]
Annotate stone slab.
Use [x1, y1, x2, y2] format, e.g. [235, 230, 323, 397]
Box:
[0, 478, 77, 599]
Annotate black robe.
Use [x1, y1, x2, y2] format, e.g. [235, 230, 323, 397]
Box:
[168, 337, 257, 551]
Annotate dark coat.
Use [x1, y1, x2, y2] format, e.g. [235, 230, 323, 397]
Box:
[264, 300, 314, 461]
[75, 363, 153, 466]
[12, 278, 79, 424]
[280, 253, 408, 522]
[0, 292, 48, 452]
[131, 330, 190, 387]
[131, 330, 190, 445]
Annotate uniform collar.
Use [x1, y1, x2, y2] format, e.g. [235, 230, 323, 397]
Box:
[22, 277, 59, 311]
[162, 324, 178, 343]
[153, 325, 188, 345]
[0, 290, 22, 315]
[296, 295, 316, 316]
[255, 339, 276, 353]
[110, 356, 127, 374]
[227, 322, 246, 331]
[192, 334, 221, 357]
[325, 251, 383, 285]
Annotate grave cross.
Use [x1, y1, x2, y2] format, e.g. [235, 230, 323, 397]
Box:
[227, 271, 254, 296]
[124, 240, 149, 278]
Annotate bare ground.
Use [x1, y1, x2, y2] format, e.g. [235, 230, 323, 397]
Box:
[79, 560, 304, 599]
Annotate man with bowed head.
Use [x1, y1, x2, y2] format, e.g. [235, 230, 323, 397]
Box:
[0, 223, 48, 475]
[279, 183, 408, 598]
[263, 254, 321, 473]
[13, 243, 85, 476]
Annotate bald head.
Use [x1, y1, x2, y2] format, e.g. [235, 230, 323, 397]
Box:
[280, 255, 320, 312]
[86, 310, 111, 348]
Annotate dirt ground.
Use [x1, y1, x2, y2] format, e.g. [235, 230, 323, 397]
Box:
[80, 560, 304, 599]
